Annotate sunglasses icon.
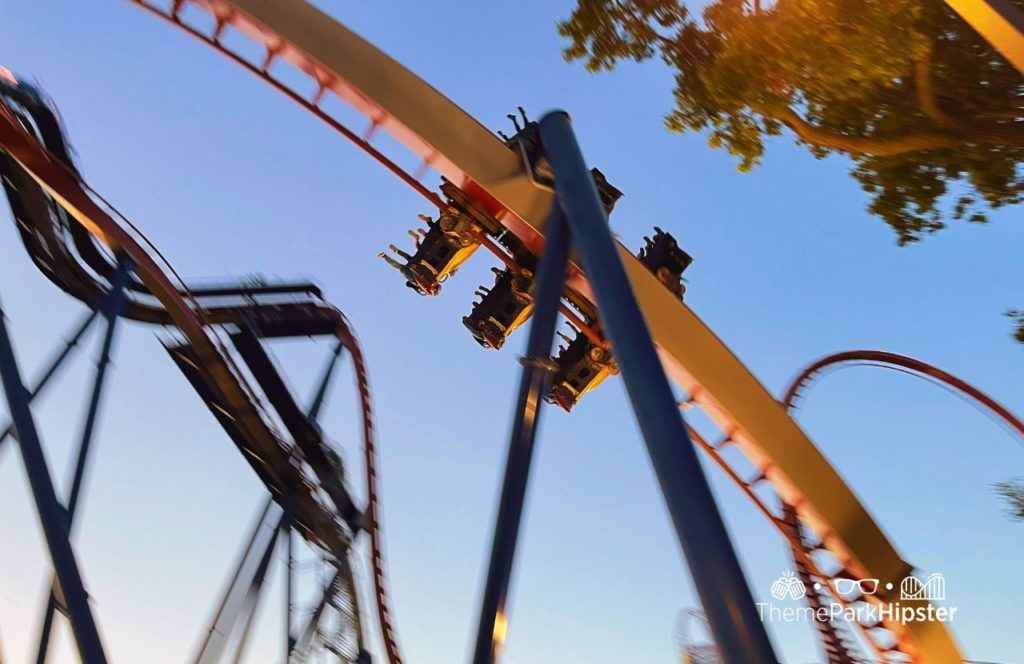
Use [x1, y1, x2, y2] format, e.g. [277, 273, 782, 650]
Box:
[830, 578, 879, 596]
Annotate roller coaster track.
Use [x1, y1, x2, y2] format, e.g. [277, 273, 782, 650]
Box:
[0, 76, 397, 663]
[112, 1, 971, 661]
[778, 350, 1024, 663]
[690, 350, 1024, 662]
[5, 1, 1014, 662]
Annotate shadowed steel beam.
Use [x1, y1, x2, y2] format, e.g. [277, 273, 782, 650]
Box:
[307, 340, 344, 424]
[35, 258, 131, 664]
[291, 568, 341, 658]
[0, 307, 99, 460]
[946, 0, 1024, 73]
[285, 518, 295, 659]
[194, 496, 281, 664]
[471, 202, 570, 664]
[227, 517, 281, 664]
[66, 259, 132, 522]
[0, 299, 107, 664]
[537, 111, 778, 664]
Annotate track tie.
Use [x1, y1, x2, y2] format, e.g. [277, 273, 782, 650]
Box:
[746, 470, 768, 486]
[212, 18, 227, 43]
[712, 434, 733, 451]
[261, 48, 278, 73]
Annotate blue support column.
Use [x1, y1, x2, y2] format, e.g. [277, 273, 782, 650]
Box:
[0, 300, 108, 664]
[537, 111, 778, 664]
[471, 202, 571, 664]
[307, 340, 344, 425]
[36, 258, 132, 664]
[285, 517, 296, 660]
[225, 517, 282, 664]
[0, 308, 100, 456]
[292, 568, 341, 657]
[65, 258, 133, 523]
[194, 496, 278, 663]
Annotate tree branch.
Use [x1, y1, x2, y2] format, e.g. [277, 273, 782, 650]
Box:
[753, 103, 1024, 157]
[914, 41, 959, 129]
[756, 104, 961, 156]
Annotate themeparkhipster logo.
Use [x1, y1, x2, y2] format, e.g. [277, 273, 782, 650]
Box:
[757, 571, 958, 625]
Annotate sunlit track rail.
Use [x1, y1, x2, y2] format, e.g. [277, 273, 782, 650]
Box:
[123, 1, 969, 660]
[686, 349, 1024, 662]
[783, 351, 1024, 436]
[680, 414, 893, 662]
[778, 350, 1024, 663]
[0, 77, 398, 663]
[127, 0, 606, 353]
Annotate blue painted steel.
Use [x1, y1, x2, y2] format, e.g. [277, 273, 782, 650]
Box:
[537, 111, 777, 664]
[470, 202, 571, 664]
[0, 300, 108, 664]
[0, 308, 99, 455]
[307, 340, 345, 425]
[194, 495, 277, 663]
[36, 258, 132, 664]
[65, 258, 133, 522]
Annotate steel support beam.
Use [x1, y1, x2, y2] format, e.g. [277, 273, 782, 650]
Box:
[537, 111, 778, 664]
[227, 525, 280, 664]
[471, 202, 571, 664]
[0, 300, 107, 664]
[34, 258, 132, 664]
[0, 308, 100, 458]
[285, 518, 296, 659]
[194, 496, 282, 664]
[307, 340, 344, 425]
[66, 259, 132, 522]
[291, 568, 341, 659]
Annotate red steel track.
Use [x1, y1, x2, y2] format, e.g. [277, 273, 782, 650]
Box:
[781, 350, 1024, 662]
[682, 349, 1024, 661]
[0, 80, 398, 662]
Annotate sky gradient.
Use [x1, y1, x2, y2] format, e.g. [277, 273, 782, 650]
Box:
[0, 1, 1022, 663]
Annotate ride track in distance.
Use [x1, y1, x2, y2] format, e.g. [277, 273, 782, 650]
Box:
[778, 349, 1024, 664]
[0, 73, 398, 663]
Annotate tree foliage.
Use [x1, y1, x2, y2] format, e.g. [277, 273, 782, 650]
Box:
[995, 478, 1024, 521]
[1008, 310, 1024, 345]
[559, 0, 1024, 244]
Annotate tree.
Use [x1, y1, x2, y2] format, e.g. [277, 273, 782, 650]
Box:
[558, 0, 1024, 245]
[995, 479, 1024, 520]
[1008, 310, 1024, 345]
[560, 2, 1024, 522]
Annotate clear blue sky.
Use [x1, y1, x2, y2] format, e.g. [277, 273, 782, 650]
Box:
[0, 1, 1021, 663]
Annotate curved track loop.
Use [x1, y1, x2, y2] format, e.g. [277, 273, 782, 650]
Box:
[0, 81, 400, 663]
[125, 1, 962, 660]
[686, 349, 1024, 662]
[782, 351, 1024, 437]
[680, 418, 897, 662]
[127, 0, 604, 351]
[779, 350, 1024, 663]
